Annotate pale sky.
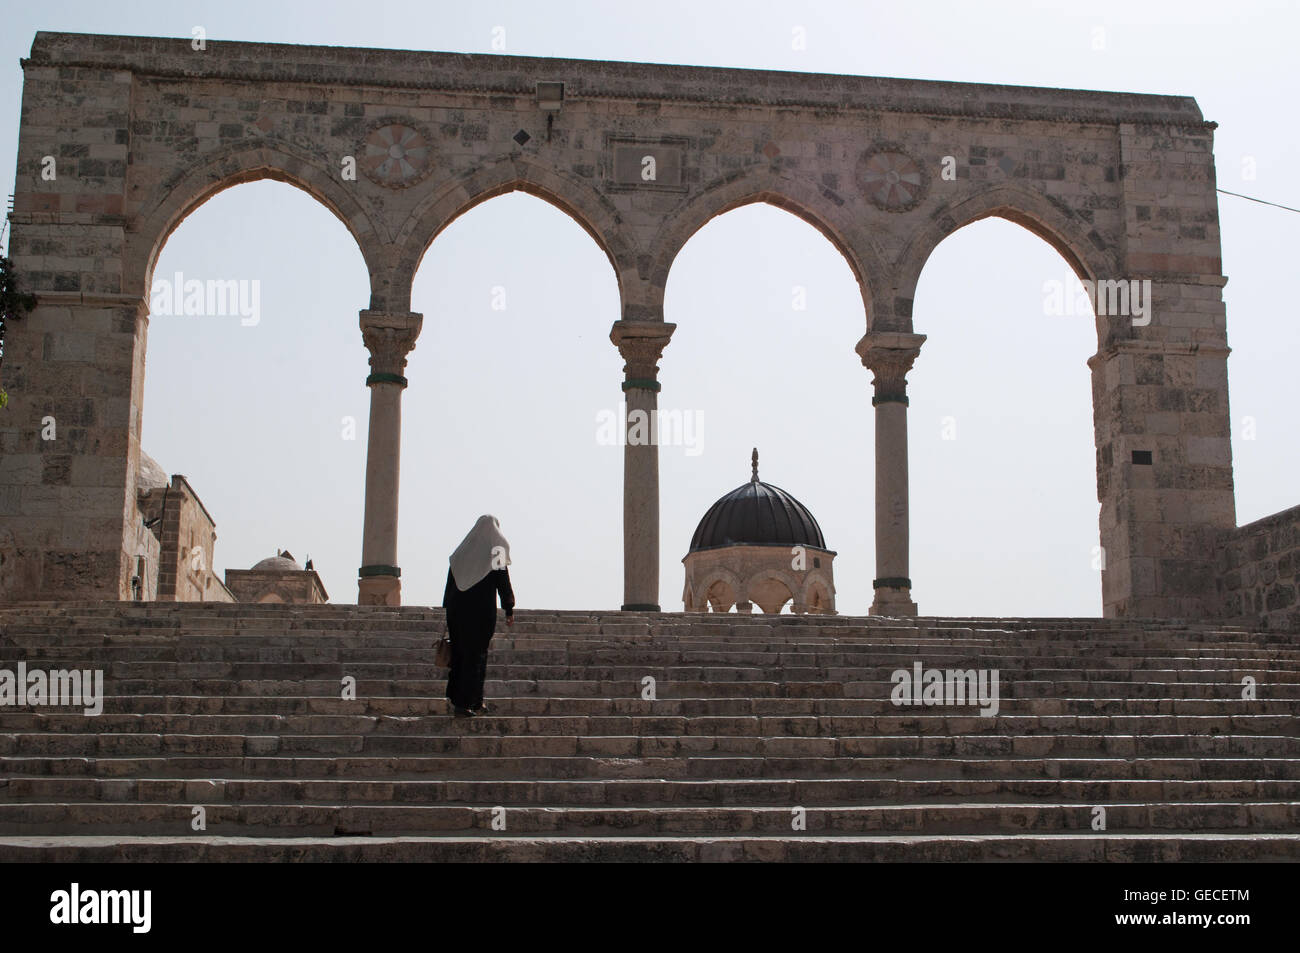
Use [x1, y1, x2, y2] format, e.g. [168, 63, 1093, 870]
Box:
[2, 1, 1296, 615]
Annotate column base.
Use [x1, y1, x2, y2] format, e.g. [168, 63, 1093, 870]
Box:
[358, 575, 401, 606]
[621, 603, 660, 612]
[870, 588, 918, 617]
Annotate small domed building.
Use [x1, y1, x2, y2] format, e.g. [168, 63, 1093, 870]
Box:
[224, 550, 329, 604]
[683, 450, 836, 614]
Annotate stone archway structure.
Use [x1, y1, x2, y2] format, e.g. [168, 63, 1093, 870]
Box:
[1, 32, 1237, 618]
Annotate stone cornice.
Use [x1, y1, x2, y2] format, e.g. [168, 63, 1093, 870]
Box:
[30, 291, 148, 311]
[683, 542, 838, 559]
[24, 32, 1208, 127]
[1087, 338, 1231, 369]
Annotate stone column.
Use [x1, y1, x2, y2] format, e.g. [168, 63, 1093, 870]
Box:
[609, 320, 675, 611]
[357, 310, 423, 606]
[856, 331, 926, 616]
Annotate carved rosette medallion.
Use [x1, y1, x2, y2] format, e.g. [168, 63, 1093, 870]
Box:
[361, 120, 434, 188]
[857, 146, 927, 212]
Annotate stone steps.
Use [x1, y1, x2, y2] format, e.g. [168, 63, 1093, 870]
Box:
[3, 712, 1293, 735]
[5, 641, 1293, 659]
[0, 605, 1272, 633]
[6, 648, 1299, 670]
[5, 732, 1300, 759]
[6, 635, 1291, 654]
[7, 670, 1296, 691]
[0, 614, 1275, 630]
[1, 800, 1295, 837]
[39, 681, 1300, 701]
[1, 834, 1296, 863]
[7, 775, 1297, 803]
[6, 755, 1300, 781]
[1, 602, 1297, 862]
[23, 694, 1289, 716]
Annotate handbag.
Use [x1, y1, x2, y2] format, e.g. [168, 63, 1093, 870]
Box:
[435, 636, 452, 668]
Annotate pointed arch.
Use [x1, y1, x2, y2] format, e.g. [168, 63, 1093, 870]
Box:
[743, 567, 801, 612]
[394, 155, 636, 312]
[799, 570, 835, 612]
[907, 211, 1105, 617]
[649, 167, 886, 325]
[124, 142, 388, 307]
[690, 567, 745, 612]
[893, 182, 1124, 342]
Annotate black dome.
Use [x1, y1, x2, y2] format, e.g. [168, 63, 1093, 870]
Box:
[689, 450, 828, 553]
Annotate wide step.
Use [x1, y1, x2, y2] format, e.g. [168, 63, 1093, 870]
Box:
[2, 603, 1297, 862]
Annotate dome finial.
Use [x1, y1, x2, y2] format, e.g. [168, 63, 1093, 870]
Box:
[751, 447, 759, 483]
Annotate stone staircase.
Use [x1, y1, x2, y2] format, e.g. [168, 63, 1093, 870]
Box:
[0, 602, 1297, 861]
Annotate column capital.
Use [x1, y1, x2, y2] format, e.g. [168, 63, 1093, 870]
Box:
[855, 331, 926, 370]
[856, 331, 925, 402]
[610, 320, 676, 383]
[360, 310, 423, 384]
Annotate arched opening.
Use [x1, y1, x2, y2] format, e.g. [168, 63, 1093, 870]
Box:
[664, 202, 870, 612]
[805, 579, 832, 614]
[909, 217, 1101, 616]
[703, 577, 738, 613]
[404, 191, 621, 609]
[746, 571, 796, 615]
[141, 179, 371, 603]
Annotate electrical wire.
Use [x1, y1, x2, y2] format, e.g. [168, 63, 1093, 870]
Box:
[1216, 188, 1300, 214]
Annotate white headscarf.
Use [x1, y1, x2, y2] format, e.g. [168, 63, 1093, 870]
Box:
[449, 514, 511, 591]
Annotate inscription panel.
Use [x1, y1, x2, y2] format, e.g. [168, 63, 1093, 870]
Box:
[606, 137, 688, 191]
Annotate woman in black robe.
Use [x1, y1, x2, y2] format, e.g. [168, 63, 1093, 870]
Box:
[443, 515, 515, 717]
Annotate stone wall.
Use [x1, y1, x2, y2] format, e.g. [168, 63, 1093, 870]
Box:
[126, 508, 161, 601]
[1215, 505, 1300, 630]
[138, 474, 231, 602]
[224, 569, 329, 604]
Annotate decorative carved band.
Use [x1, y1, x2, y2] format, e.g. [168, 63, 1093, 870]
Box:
[358, 564, 401, 578]
[873, 577, 912, 589]
[27, 291, 147, 309]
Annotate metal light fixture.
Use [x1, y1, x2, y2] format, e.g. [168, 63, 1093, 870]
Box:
[536, 81, 564, 111]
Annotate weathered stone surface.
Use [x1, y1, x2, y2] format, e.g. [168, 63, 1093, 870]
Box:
[1215, 505, 1300, 630]
[0, 604, 1297, 861]
[0, 32, 1269, 620]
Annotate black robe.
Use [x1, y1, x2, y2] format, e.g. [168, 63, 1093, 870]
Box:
[442, 567, 514, 710]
